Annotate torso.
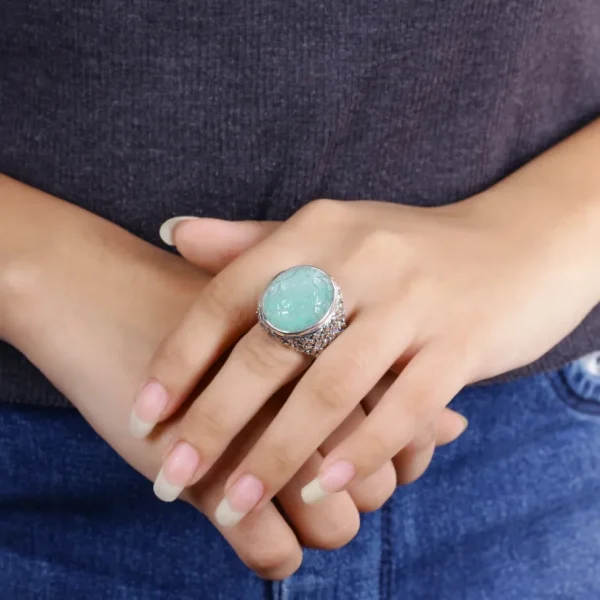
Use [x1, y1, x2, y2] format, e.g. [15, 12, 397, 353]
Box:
[1, 0, 600, 404]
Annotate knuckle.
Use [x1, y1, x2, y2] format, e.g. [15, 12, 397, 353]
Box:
[446, 333, 480, 380]
[394, 443, 435, 486]
[263, 441, 299, 476]
[360, 229, 398, 257]
[231, 333, 292, 378]
[401, 380, 441, 425]
[306, 371, 351, 413]
[349, 229, 412, 272]
[247, 540, 301, 579]
[151, 335, 198, 391]
[202, 275, 247, 324]
[410, 424, 437, 451]
[353, 490, 391, 513]
[400, 273, 434, 312]
[343, 229, 412, 281]
[351, 462, 396, 512]
[302, 509, 360, 550]
[356, 427, 395, 469]
[180, 405, 229, 451]
[295, 198, 344, 225]
[343, 346, 376, 380]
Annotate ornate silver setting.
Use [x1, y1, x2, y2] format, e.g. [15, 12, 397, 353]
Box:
[257, 268, 346, 357]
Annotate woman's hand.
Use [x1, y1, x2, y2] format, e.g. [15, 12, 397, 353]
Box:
[160, 216, 468, 492]
[139, 120, 600, 526]
[0, 177, 412, 578]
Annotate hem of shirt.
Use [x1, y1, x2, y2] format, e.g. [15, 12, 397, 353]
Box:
[1, 305, 598, 408]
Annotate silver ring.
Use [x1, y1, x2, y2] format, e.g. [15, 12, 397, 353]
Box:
[257, 265, 346, 357]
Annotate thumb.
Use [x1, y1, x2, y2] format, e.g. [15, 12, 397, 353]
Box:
[159, 217, 281, 273]
[434, 408, 468, 446]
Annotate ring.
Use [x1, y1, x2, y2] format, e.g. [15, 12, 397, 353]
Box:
[257, 265, 346, 357]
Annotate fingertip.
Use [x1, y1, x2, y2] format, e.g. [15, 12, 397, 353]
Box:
[159, 216, 199, 246]
[153, 467, 184, 502]
[129, 410, 156, 438]
[130, 380, 169, 438]
[348, 460, 396, 512]
[435, 409, 469, 446]
[301, 479, 328, 505]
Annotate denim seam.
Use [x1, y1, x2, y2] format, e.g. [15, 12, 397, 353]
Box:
[268, 579, 280, 600]
[546, 371, 600, 417]
[379, 499, 393, 599]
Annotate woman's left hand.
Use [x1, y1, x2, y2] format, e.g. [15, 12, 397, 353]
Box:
[135, 123, 600, 526]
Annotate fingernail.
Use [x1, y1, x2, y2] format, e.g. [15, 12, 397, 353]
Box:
[215, 474, 264, 527]
[459, 415, 469, 433]
[129, 380, 169, 438]
[301, 459, 355, 505]
[153, 441, 201, 502]
[159, 216, 198, 246]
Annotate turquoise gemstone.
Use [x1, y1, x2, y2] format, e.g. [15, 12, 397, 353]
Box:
[261, 266, 335, 334]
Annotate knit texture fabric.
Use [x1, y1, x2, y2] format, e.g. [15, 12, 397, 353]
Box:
[1, 0, 599, 407]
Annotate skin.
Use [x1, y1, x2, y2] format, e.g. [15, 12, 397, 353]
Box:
[0, 176, 466, 578]
[139, 118, 600, 526]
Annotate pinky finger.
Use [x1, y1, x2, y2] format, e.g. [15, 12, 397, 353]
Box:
[362, 373, 467, 486]
[303, 343, 469, 501]
[390, 424, 436, 486]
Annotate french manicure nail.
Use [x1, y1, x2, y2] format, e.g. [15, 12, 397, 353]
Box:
[129, 380, 169, 438]
[215, 474, 264, 527]
[301, 460, 355, 505]
[159, 216, 198, 246]
[153, 441, 201, 502]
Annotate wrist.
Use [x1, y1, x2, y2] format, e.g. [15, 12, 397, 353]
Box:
[0, 176, 134, 345]
[0, 175, 60, 343]
[461, 118, 600, 304]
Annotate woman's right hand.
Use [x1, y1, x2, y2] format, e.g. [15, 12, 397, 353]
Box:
[0, 177, 394, 578]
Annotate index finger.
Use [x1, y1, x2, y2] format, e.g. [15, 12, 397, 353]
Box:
[129, 236, 305, 438]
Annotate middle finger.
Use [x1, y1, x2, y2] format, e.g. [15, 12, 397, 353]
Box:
[214, 305, 413, 526]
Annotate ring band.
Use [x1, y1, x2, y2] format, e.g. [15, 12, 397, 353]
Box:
[257, 265, 346, 357]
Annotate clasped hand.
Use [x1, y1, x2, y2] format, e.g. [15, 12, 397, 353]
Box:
[133, 189, 598, 528]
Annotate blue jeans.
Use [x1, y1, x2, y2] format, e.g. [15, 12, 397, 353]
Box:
[1, 354, 600, 599]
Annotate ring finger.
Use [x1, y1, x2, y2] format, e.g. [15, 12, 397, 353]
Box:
[152, 263, 365, 501]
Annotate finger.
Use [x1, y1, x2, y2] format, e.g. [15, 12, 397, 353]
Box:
[434, 408, 468, 446]
[151, 259, 371, 497]
[161, 217, 281, 273]
[252, 394, 360, 551]
[130, 232, 305, 437]
[275, 450, 360, 550]
[186, 485, 303, 580]
[390, 425, 436, 486]
[213, 307, 411, 526]
[182, 394, 357, 572]
[362, 373, 468, 447]
[361, 372, 467, 486]
[313, 342, 468, 497]
[361, 374, 437, 486]
[319, 403, 396, 513]
[185, 451, 359, 577]
[136, 401, 304, 581]
[152, 327, 308, 500]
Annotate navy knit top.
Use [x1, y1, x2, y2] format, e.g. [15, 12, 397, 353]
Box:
[1, 0, 599, 406]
